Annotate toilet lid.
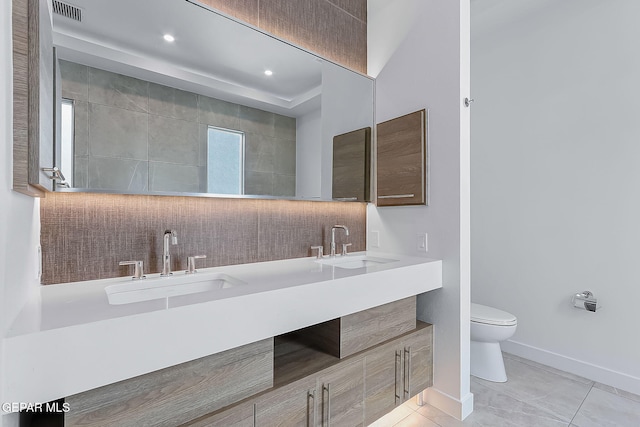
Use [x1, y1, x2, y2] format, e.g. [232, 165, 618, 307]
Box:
[471, 303, 517, 326]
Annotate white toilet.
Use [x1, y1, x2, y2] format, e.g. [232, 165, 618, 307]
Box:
[470, 303, 517, 382]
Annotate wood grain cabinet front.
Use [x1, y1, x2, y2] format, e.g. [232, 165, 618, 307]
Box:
[376, 109, 428, 206]
[255, 377, 317, 427]
[66, 338, 274, 427]
[290, 296, 416, 360]
[402, 324, 434, 399]
[66, 306, 432, 427]
[13, 0, 58, 197]
[184, 401, 256, 427]
[316, 358, 365, 427]
[332, 127, 372, 202]
[364, 323, 433, 425]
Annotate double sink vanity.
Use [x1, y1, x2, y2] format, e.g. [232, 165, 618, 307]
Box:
[5, 251, 442, 426]
[7, 0, 443, 424]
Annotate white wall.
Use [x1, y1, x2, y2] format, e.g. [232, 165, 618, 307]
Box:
[296, 62, 374, 200]
[320, 62, 375, 200]
[368, 0, 472, 420]
[296, 107, 322, 199]
[472, 0, 640, 394]
[1, 1, 42, 425]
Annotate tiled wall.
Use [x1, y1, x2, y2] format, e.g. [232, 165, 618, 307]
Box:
[196, 0, 367, 74]
[40, 193, 366, 284]
[60, 60, 296, 196]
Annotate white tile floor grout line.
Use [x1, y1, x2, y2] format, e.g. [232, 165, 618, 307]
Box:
[569, 382, 594, 426]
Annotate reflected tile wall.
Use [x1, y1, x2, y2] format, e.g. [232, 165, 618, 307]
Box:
[60, 60, 297, 197]
[40, 193, 366, 285]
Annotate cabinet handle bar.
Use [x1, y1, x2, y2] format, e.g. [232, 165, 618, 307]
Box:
[307, 389, 315, 427]
[395, 350, 402, 401]
[378, 194, 415, 199]
[404, 347, 411, 397]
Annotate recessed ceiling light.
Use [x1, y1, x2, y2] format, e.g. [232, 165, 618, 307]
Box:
[264, 70, 273, 76]
[163, 34, 175, 42]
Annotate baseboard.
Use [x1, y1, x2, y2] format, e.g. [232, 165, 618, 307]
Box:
[423, 387, 474, 420]
[502, 339, 640, 396]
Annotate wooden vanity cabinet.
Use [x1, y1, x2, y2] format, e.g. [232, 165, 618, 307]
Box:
[402, 325, 434, 399]
[255, 377, 316, 427]
[376, 109, 428, 206]
[290, 296, 416, 359]
[316, 359, 365, 427]
[65, 338, 274, 427]
[185, 400, 255, 427]
[364, 324, 433, 425]
[68, 301, 432, 427]
[363, 340, 399, 425]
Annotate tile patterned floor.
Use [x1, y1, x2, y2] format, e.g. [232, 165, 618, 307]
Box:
[369, 353, 640, 427]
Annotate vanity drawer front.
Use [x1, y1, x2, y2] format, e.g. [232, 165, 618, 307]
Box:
[286, 297, 417, 359]
[65, 338, 273, 427]
[341, 296, 416, 358]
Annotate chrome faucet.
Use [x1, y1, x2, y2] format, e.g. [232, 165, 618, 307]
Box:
[330, 225, 350, 257]
[161, 230, 178, 276]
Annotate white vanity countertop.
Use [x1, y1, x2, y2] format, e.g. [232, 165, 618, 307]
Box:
[4, 251, 442, 404]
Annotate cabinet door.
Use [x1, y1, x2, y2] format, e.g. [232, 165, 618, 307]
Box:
[13, 0, 56, 196]
[183, 401, 254, 427]
[363, 342, 401, 426]
[376, 109, 427, 206]
[332, 127, 371, 202]
[317, 359, 365, 427]
[402, 326, 433, 400]
[255, 377, 316, 427]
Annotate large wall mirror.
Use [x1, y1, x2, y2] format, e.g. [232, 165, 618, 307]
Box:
[50, 0, 374, 201]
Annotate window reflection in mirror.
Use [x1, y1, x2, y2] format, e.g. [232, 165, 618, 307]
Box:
[60, 99, 75, 188]
[57, 61, 297, 196]
[207, 127, 245, 195]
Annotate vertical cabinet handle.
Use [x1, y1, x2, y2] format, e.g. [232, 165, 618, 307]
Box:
[307, 389, 315, 427]
[253, 403, 257, 427]
[404, 347, 412, 398]
[323, 383, 332, 427]
[394, 350, 402, 402]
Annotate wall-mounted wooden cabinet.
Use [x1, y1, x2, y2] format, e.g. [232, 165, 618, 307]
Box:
[332, 127, 372, 202]
[12, 0, 58, 196]
[376, 109, 428, 206]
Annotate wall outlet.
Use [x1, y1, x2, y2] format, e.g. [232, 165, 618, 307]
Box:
[36, 244, 42, 281]
[417, 233, 428, 252]
[370, 230, 380, 248]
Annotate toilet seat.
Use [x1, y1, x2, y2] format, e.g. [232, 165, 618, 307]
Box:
[471, 303, 517, 326]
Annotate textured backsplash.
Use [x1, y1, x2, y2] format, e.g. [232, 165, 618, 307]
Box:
[40, 193, 366, 284]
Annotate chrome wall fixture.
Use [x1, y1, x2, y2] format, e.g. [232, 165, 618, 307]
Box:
[572, 290, 600, 312]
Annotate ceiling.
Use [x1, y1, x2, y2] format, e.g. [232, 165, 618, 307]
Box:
[51, 0, 324, 115]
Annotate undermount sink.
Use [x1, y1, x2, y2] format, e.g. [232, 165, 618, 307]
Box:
[105, 273, 246, 305]
[315, 254, 397, 269]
